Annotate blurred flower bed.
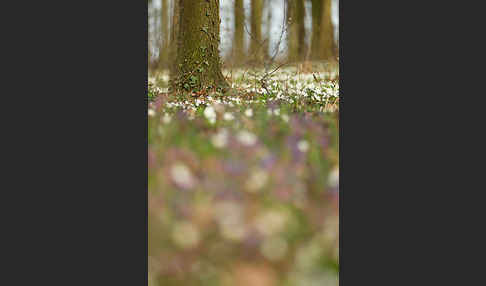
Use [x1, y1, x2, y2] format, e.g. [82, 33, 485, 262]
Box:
[148, 66, 339, 286]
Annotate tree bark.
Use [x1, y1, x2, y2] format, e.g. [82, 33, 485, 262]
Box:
[310, 0, 335, 61]
[287, 0, 306, 62]
[233, 0, 245, 62]
[159, 0, 170, 69]
[250, 0, 264, 63]
[310, 0, 322, 60]
[169, 0, 179, 79]
[264, 0, 271, 61]
[173, 0, 228, 91]
[319, 0, 335, 61]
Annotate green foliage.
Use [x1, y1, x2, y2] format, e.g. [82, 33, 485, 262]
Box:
[147, 83, 157, 102]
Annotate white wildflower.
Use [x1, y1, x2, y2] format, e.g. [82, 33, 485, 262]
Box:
[162, 113, 171, 124]
[297, 140, 309, 152]
[148, 109, 155, 117]
[204, 106, 217, 124]
[211, 129, 229, 148]
[281, 114, 289, 123]
[160, 74, 170, 83]
[245, 168, 268, 192]
[223, 112, 234, 121]
[237, 130, 257, 146]
[255, 210, 288, 236]
[214, 201, 247, 241]
[328, 166, 339, 188]
[170, 162, 195, 189]
[244, 108, 253, 117]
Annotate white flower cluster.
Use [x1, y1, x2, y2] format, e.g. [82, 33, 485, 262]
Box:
[204, 106, 217, 124]
[149, 66, 339, 114]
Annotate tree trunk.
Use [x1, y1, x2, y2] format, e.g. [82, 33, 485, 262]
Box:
[319, 0, 335, 61]
[173, 0, 228, 91]
[169, 0, 179, 80]
[287, 0, 306, 62]
[310, 0, 334, 61]
[250, 0, 263, 63]
[310, 0, 322, 60]
[148, 0, 155, 70]
[233, 0, 245, 62]
[264, 0, 272, 61]
[159, 0, 170, 69]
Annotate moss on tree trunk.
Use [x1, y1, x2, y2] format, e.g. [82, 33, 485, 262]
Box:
[173, 0, 228, 92]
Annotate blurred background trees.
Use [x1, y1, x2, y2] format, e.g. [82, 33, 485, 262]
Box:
[250, 0, 264, 63]
[149, 0, 338, 71]
[233, 0, 245, 62]
[158, 0, 169, 68]
[287, 0, 306, 62]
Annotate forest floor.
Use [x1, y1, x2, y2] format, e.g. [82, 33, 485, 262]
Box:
[148, 62, 339, 286]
